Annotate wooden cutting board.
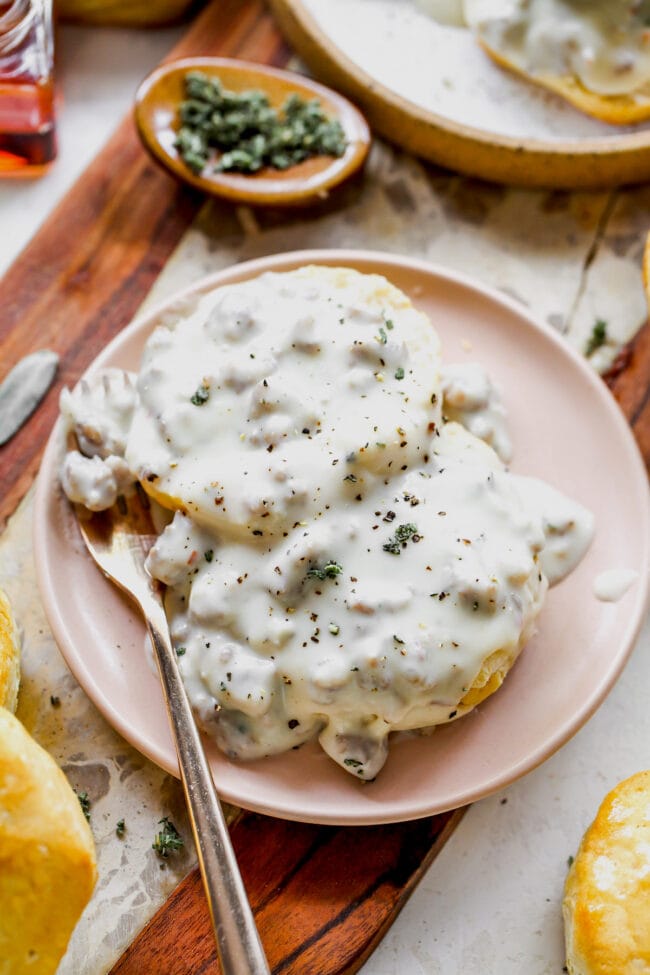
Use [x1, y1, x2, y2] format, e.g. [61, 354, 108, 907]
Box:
[0, 2, 648, 974]
[108, 809, 464, 975]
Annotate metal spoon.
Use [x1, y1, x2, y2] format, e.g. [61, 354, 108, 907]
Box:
[74, 487, 270, 975]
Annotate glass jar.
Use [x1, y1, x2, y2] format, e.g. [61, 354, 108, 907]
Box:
[0, 0, 56, 175]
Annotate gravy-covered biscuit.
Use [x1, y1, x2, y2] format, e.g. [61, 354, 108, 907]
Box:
[464, 0, 650, 124]
[60, 266, 593, 780]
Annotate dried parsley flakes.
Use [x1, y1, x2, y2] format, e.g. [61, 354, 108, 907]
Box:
[75, 790, 91, 822]
[190, 383, 210, 406]
[382, 522, 419, 555]
[174, 71, 348, 176]
[306, 561, 343, 581]
[585, 319, 608, 357]
[152, 817, 184, 859]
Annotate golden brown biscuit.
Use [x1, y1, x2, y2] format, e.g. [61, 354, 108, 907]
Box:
[0, 708, 97, 975]
[0, 587, 20, 713]
[563, 770, 650, 975]
[476, 38, 650, 125]
[462, 0, 650, 125]
[460, 647, 512, 709]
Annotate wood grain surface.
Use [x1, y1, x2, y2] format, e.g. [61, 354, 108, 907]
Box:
[604, 321, 650, 469]
[109, 809, 464, 975]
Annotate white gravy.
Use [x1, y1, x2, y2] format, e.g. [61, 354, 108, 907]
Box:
[593, 568, 639, 602]
[60, 266, 594, 780]
[441, 362, 512, 463]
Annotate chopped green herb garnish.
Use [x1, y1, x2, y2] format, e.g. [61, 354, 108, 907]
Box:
[384, 318, 394, 330]
[567, 855, 574, 868]
[376, 326, 388, 345]
[152, 817, 184, 859]
[343, 758, 362, 768]
[116, 818, 126, 839]
[382, 522, 418, 555]
[204, 549, 214, 562]
[174, 72, 347, 176]
[585, 318, 608, 357]
[306, 561, 343, 581]
[394, 367, 405, 380]
[191, 383, 210, 406]
[176, 646, 186, 657]
[50, 695, 60, 708]
[328, 622, 340, 635]
[76, 791, 91, 822]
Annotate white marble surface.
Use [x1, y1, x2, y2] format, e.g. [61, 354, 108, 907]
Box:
[1, 19, 649, 975]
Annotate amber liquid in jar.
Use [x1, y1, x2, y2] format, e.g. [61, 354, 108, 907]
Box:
[0, 0, 56, 175]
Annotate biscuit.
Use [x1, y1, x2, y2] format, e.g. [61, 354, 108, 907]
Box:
[0, 708, 97, 975]
[477, 38, 650, 125]
[0, 587, 20, 713]
[128, 265, 441, 540]
[463, 0, 650, 125]
[563, 770, 650, 975]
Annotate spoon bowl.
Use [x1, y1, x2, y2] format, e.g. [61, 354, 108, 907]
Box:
[134, 56, 371, 206]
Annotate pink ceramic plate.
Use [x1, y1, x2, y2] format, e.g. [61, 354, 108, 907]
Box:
[34, 251, 649, 825]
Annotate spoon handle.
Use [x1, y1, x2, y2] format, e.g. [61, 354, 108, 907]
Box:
[145, 603, 271, 975]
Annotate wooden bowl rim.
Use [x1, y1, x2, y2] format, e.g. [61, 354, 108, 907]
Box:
[269, 0, 650, 188]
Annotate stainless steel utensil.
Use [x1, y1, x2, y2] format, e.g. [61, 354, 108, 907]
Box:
[74, 487, 270, 975]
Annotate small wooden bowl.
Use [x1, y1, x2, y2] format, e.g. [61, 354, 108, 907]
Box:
[134, 57, 371, 206]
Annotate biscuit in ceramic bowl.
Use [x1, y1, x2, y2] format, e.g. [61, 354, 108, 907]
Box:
[464, 0, 650, 125]
[0, 707, 97, 975]
[563, 770, 650, 975]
